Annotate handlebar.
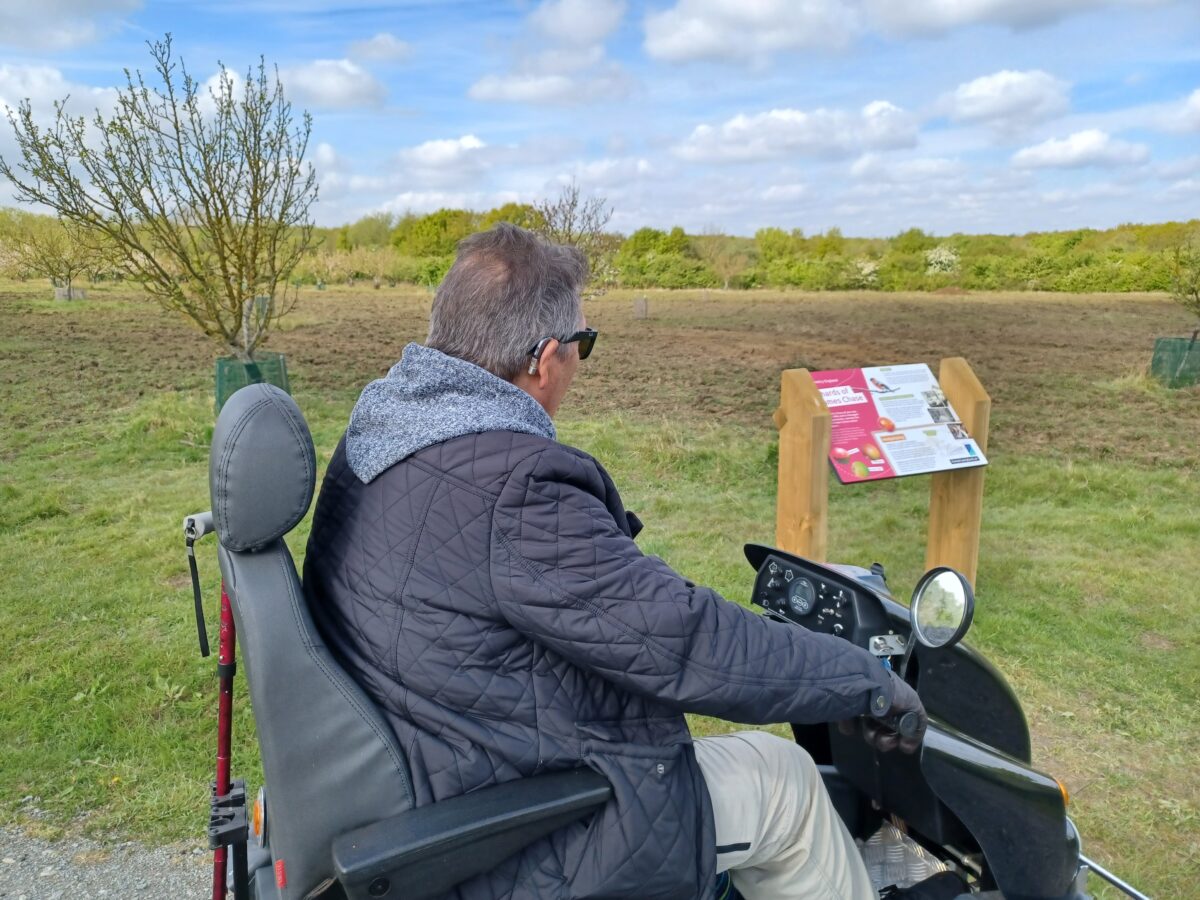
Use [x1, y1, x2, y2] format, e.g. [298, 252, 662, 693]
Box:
[879, 710, 922, 739]
[184, 511, 215, 542]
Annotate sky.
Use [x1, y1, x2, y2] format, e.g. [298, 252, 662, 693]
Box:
[0, 0, 1198, 236]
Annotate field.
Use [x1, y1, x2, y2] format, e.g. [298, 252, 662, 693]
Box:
[2, 281, 1198, 894]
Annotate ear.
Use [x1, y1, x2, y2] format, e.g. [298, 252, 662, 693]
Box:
[533, 338, 560, 388]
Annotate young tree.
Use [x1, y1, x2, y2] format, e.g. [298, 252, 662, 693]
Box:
[1164, 240, 1200, 382]
[694, 228, 752, 289]
[0, 35, 318, 361]
[533, 180, 615, 292]
[0, 210, 105, 296]
[1168, 241, 1200, 338]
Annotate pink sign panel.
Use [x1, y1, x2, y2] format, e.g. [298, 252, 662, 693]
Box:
[811, 364, 988, 484]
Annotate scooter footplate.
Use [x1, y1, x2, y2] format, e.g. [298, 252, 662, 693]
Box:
[857, 822, 948, 890]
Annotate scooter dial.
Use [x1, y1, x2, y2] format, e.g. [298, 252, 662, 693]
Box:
[788, 578, 816, 616]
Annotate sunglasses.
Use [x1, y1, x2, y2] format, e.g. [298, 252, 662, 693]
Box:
[528, 328, 599, 364]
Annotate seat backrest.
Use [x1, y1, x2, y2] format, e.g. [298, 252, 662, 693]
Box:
[209, 384, 414, 899]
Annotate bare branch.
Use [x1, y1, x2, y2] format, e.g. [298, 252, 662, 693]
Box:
[532, 180, 616, 295]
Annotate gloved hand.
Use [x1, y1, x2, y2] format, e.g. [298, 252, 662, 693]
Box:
[839, 671, 927, 754]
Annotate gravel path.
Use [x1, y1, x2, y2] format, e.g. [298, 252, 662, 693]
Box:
[0, 825, 209, 899]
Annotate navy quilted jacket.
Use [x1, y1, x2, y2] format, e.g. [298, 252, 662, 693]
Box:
[304, 346, 896, 899]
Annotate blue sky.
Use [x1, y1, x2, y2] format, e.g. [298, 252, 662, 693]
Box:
[1, 0, 1198, 235]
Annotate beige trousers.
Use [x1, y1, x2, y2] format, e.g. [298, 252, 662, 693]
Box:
[694, 731, 877, 900]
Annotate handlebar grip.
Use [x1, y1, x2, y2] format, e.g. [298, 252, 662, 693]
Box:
[184, 511, 214, 542]
[895, 711, 921, 738]
[878, 710, 922, 738]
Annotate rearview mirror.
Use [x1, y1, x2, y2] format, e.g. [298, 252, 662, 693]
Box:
[910, 567, 975, 650]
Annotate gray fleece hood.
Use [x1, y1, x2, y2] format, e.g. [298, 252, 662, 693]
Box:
[346, 342, 556, 483]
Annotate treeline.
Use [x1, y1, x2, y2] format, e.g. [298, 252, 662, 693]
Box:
[5, 203, 1198, 294]
[306, 206, 1199, 293]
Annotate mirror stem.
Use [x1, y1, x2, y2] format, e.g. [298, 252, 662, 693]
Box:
[898, 637, 915, 681]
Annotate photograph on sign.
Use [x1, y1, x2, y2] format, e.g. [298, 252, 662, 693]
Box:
[812, 364, 988, 483]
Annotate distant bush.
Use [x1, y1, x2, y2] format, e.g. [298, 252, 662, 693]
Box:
[877, 252, 927, 291]
[925, 245, 960, 276]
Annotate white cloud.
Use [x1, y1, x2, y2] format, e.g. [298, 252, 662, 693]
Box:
[1168, 178, 1200, 195]
[1166, 88, 1200, 132]
[526, 45, 606, 75]
[401, 134, 487, 168]
[851, 153, 966, 182]
[313, 142, 341, 171]
[0, 0, 138, 51]
[392, 134, 494, 187]
[867, 0, 1166, 36]
[945, 70, 1070, 131]
[469, 74, 576, 104]
[1155, 154, 1200, 179]
[642, 0, 1168, 65]
[309, 142, 359, 199]
[568, 156, 654, 186]
[761, 183, 807, 202]
[1012, 129, 1150, 168]
[531, 0, 626, 45]
[281, 60, 385, 109]
[347, 32, 411, 62]
[469, 66, 631, 105]
[469, 0, 631, 105]
[0, 64, 119, 120]
[1041, 182, 1132, 203]
[644, 0, 855, 64]
[675, 101, 917, 163]
[378, 189, 522, 216]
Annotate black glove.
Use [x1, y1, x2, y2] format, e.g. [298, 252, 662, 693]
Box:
[839, 671, 928, 754]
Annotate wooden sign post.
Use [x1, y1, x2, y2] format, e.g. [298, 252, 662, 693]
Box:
[773, 358, 990, 586]
[924, 358, 990, 586]
[773, 369, 831, 562]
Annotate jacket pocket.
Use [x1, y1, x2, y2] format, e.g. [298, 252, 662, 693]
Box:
[565, 727, 703, 900]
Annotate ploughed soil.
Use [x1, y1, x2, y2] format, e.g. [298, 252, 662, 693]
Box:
[4, 283, 1196, 471]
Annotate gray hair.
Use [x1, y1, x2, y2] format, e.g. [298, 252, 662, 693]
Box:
[427, 223, 587, 381]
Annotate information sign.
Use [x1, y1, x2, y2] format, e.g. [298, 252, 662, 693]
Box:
[811, 364, 988, 483]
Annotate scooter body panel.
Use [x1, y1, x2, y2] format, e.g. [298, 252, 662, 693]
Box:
[921, 724, 1078, 899]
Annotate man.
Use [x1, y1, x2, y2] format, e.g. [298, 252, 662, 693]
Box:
[305, 224, 951, 899]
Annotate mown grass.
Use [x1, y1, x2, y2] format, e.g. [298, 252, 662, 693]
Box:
[1, 281, 1197, 894]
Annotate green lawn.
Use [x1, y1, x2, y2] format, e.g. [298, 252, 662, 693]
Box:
[1, 281, 1197, 893]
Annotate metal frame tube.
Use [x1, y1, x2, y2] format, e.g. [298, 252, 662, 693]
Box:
[1080, 854, 1150, 900]
[212, 585, 237, 900]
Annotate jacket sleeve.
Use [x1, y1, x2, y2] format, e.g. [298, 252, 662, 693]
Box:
[489, 447, 896, 725]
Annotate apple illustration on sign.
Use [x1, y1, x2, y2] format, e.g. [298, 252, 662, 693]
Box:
[879, 417, 895, 432]
[850, 461, 870, 478]
[863, 443, 881, 461]
[832, 446, 855, 463]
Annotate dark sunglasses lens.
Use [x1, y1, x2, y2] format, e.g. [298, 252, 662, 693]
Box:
[577, 331, 596, 360]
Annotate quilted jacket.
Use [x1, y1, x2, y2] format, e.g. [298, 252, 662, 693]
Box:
[305, 345, 897, 899]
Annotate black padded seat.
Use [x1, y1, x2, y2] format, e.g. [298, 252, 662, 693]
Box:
[211, 385, 415, 899]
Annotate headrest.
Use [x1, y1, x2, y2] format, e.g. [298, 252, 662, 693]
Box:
[210, 384, 316, 552]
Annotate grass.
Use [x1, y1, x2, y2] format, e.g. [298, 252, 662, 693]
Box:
[1, 280, 1198, 894]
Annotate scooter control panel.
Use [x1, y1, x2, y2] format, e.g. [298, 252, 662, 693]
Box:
[756, 556, 853, 631]
[751, 551, 892, 646]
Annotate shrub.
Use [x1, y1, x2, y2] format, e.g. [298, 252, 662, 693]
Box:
[877, 252, 928, 291]
[925, 244, 960, 276]
[851, 258, 880, 288]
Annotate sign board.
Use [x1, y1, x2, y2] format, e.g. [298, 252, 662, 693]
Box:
[811, 364, 988, 483]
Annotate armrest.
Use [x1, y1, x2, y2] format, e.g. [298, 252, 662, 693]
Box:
[331, 768, 611, 900]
